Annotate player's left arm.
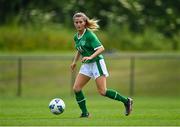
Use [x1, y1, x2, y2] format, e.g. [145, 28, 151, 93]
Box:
[81, 32, 104, 62]
[81, 46, 105, 62]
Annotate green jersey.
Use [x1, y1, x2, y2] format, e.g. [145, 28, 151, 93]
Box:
[74, 29, 104, 63]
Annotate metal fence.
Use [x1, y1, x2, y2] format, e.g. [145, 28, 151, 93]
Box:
[0, 53, 180, 97]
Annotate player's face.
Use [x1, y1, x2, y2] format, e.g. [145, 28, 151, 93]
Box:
[74, 17, 86, 32]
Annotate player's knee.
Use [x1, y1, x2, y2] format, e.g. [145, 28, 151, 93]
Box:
[98, 89, 106, 96]
[73, 85, 81, 92]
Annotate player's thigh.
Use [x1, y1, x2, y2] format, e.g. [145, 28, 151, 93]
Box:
[73, 73, 91, 92]
[95, 75, 107, 95]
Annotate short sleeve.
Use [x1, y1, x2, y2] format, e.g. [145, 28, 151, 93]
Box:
[73, 34, 77, 42]
[89, 32, 103, 50]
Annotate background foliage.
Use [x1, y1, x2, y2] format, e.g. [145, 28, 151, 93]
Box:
[0, 0, 179, 52]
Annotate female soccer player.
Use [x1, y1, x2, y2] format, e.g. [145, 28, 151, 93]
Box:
[71, 12, 133, 118]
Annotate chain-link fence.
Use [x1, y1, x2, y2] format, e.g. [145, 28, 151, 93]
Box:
[0, 53, 180, 97]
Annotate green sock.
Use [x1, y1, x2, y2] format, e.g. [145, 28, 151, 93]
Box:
[75, 91, 88, 114]
[105, 89, 128, 104]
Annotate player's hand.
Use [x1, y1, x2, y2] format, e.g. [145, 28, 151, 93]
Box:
[81, 56, 92, 63]
[70, 63, 76, 72]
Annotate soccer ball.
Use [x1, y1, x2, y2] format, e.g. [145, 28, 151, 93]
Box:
[49, 98, 65, 115]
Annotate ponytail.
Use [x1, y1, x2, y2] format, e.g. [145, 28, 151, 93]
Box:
[73, 12, 100, 31]
[86, 19, 99, 31]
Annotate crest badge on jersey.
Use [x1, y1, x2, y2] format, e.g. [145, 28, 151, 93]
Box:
[80, 39, 86, 46]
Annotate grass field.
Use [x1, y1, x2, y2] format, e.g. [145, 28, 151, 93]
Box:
[0, 95, 180, 126]
[0, 53, 180, 126]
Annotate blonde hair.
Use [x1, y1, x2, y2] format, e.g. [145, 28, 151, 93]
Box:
[73, 12, 99, 31]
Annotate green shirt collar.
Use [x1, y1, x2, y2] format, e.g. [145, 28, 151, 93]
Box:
[77, 29, 87, 40]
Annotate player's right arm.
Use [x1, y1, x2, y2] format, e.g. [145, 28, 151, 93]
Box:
[70, 51, 80, 71]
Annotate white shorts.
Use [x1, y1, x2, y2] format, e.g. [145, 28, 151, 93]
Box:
[79, 59, 109, 79]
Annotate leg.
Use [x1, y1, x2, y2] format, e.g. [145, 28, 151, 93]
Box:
[95, 75, 133, 116]
[73, 73, 91, 117]
[95, 75, 107, 96]
[95, 75, 127, 103]
[73, 73, 90, 92]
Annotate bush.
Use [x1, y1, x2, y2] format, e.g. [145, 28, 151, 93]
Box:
[0, 24, 74, 52]
[102, 24, 175, 51]
[0, 24, 179, 52]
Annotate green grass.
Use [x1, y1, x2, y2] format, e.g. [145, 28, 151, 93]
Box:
[0, 53, 180, 125]
[0, 96, 180, 126]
